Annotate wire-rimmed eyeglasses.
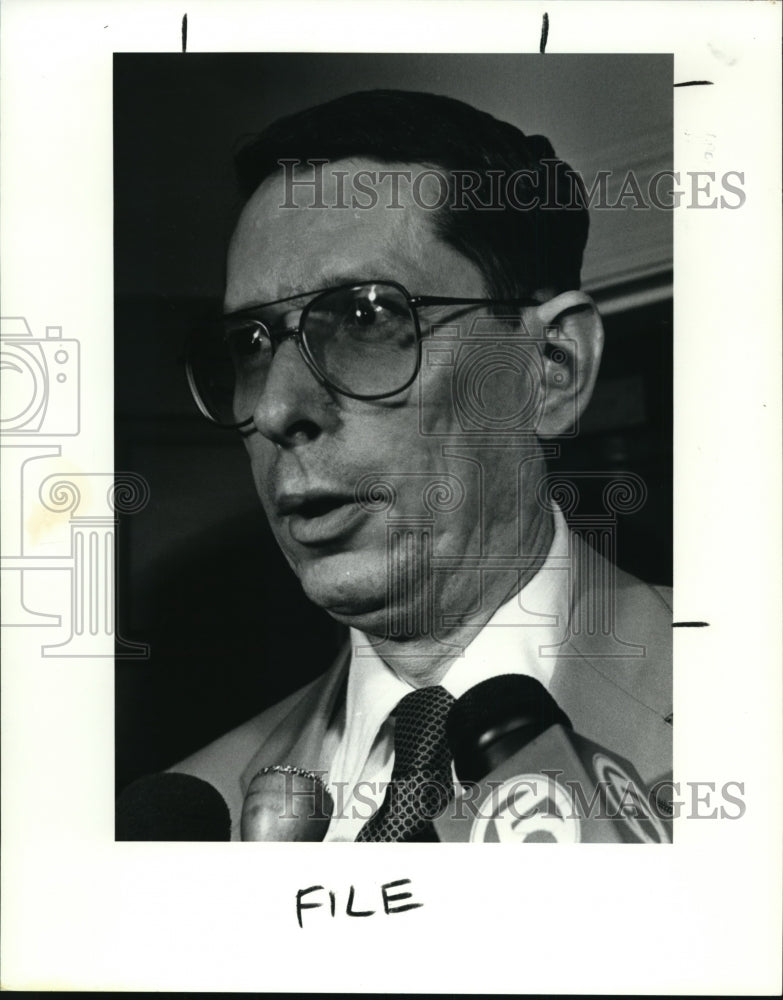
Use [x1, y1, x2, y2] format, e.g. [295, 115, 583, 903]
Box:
[185, 279, 536, 429]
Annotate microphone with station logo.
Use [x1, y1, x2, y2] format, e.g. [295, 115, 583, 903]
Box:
[433, 674, 671, 844]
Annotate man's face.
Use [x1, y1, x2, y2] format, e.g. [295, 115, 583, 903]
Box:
[225, 159, 543, 635]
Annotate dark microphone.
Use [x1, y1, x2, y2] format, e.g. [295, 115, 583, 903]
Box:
[434, 674, 671, 844]
[241, 765, 334, 841]
[116, 772, 231, 841]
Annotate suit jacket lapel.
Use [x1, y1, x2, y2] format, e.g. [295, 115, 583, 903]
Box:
[239, 644, 350, 796]
[549, 533, 672, 783]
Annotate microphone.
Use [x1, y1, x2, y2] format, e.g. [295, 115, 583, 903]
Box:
[116, 772, 231, 841]
[434, 675, 671, 844]
[240, 765, 334, 842]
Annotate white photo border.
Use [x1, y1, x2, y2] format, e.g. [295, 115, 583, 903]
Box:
[1, 1, 781, 993]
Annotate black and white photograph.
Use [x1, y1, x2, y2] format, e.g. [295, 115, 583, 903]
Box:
[114, 53, 675, 846]
[1, 1, 780, 993]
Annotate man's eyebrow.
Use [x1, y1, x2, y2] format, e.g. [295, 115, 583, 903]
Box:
[223, 273, 400, 316]
[310, 271, 382, 291]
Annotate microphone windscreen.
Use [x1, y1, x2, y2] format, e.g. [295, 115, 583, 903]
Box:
[447, 674, 572, 783]
[116, 772, 231, 841]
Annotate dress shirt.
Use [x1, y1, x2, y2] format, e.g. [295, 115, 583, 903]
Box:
[323, 507, 572, 842]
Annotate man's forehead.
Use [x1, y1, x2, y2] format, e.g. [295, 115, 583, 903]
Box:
[234, 158, 436, 240]
[225, 157, 482, 308]
[249, 155, 443, 205]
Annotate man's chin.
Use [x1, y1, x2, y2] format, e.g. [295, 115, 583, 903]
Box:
[296, 559, 387, 626]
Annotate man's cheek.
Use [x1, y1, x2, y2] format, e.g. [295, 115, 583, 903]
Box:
[245, 452, 274, 505]
[416, 374, 462, 437]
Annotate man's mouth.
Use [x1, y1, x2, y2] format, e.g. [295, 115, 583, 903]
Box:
[277, 491, 364, 545]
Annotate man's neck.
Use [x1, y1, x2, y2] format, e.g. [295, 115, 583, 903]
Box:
[368, 505, 556, 688]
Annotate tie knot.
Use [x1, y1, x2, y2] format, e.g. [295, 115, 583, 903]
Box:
[392, 685, 455, 775]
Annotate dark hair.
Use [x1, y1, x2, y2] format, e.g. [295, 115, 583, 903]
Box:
[234, 89, 589, 297]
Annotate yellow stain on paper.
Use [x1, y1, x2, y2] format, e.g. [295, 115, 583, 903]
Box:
[24, 461, 92, 548]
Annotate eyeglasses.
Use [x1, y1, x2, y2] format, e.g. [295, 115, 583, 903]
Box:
[185, 279, 536, 429]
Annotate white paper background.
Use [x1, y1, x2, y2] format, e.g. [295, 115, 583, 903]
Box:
[1, 0, 781, 993]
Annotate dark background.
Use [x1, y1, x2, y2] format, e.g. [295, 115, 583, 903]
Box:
[114, 54, 672, 792]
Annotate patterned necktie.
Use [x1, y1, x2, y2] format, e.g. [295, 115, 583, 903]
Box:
[356, 685, 456, 842]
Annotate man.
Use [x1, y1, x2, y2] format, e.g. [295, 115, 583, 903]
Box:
[175, 89, 672, 841]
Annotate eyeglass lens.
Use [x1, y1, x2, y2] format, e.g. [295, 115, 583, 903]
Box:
[189, 283, 420, 426]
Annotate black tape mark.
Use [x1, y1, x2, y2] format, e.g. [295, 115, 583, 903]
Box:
[182, 13, 188, 53]
[540, 13, 549, 54]
[674, 81, 714, 88]
[672, 621, 710, 627]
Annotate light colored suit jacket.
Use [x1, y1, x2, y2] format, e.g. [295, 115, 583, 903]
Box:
[172, 535, 673, 839]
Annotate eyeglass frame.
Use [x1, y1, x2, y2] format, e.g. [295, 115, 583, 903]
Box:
[186, 278, 539, 429]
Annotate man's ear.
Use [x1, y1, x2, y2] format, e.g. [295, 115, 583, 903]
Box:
[531, 290, 604, 437]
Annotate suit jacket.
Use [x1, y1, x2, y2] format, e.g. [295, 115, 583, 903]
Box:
[172, 534, 673, 840]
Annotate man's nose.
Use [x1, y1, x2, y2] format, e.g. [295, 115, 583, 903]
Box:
[250, 336, 337, 446]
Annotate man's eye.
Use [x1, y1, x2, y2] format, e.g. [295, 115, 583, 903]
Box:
[335, 294, 408, 340]
[226, 325, 270, 364]
[349, 299, 380, 326]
